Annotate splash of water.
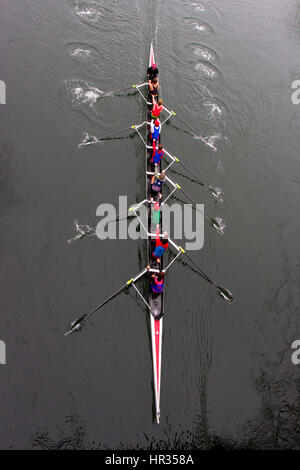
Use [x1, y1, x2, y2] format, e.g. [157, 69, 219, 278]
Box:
[211, 216, 226, 234]
[74, 0, 103, 23]
[72, 85, 102, 107]
[194, 133, 220, 151]
[78, 132, 101, 149]
[189, 2, 205, 12]
[193, 47, 214, 62]
[204, 102, 223, 119]
[209, 186, 223, 203]
[195, 62, 217, 79]
[67, 220, 95, 243]
[70, 47, 91, 57]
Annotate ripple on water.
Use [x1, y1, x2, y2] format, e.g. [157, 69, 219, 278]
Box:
[187, 2, 205, 12]
[194, 61, 221, 79]
[187, 42, 217, 62]
[65, 43, 94, 60]
[202, 99, 226, 121]
[288, 110, 300, 133]
[74, 0, 105, 26]
[183, 17, 214, 35]
[0, 139, 16, 210]
[65, 43, 104, 75]
[194, 82, 215, 97]
[60, 79, 103, 120]
[286, 1, 300, 41]
[184, 0, 220, 20]
[288, 111, 300, 160]
[216, 159, 225, 174]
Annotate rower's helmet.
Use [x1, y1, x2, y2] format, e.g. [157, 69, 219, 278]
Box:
[152, 63, 157, 69]
[154, 119, 160, 127]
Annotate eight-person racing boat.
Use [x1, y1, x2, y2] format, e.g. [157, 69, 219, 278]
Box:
[65, 43, 233, 424]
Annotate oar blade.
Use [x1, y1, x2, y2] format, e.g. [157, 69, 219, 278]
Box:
[67, 237, 80, 245]
[209, 186, 223, 203]
[78, 133, 100, 149]
[210, 216, 226, 234]
[64, 315, 86, 336]
[217, 286, 233, 303]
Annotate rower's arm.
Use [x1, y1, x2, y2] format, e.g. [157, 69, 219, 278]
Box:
[152, 139, 156, 155]
[146, 266, 155, 280]
[155, 224, 160, 245]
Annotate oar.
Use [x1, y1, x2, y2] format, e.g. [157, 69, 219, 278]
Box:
[98, 126, 136, 140]
[78, 126, 136, 148]
[173, 113, 202, 139]
[64, 269, 147, 335]
[164, 108, 217, 151]
[167, 179, 225, 234]
[173, 246, 233, 303]
[180, 187, 223, 232]
[170, 168, 223, 204]
[169, 155, 223, 202]
[103, 83, 148, 97]
[67, 221, 95, 244]
[184, 250, 233, 302]
[67, 202, 148, 244]
[86, 125, 135, 144]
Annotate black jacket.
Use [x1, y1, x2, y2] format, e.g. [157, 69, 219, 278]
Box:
[147, 66, 159, 81]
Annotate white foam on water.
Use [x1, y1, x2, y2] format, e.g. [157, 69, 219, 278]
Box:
[195, 62, 217, 79]
[204, 102, 223, 119]
[71, 48, 91, 57]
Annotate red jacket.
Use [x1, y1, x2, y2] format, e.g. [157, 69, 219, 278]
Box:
[152, 103, 163, 118]
[155, 226, 168, 250]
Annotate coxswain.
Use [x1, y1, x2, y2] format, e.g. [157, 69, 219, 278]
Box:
[151, 141, 164, 165]
[146, 265, 165, 294]
[147, 63, 159, 81]
[152, 225, 169, 263]
[150, 170, 165, 202]
[151, 98, 164, 120]
[148, 77, 159, 98]
[150, 119, 161, 141]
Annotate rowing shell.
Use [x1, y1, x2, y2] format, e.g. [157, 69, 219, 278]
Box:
[147, 43, 163, 424]
[65, 42, 233, 425]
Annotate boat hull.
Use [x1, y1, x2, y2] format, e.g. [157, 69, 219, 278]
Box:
[147, 43, 163, 424]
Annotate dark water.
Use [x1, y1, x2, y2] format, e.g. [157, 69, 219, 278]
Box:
[0, 0, 300, 449]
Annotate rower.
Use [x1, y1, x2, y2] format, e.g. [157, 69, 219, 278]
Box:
[146, 265, 165, 294]
[150, 170, 165, 202]
[151, 141, 164, 165]
[152, 225, 169, 263]
[147, 63, 159, 81]
[151, 98, 163, 120]
[148, 77, 159, 99]
[150, 119, 161, 141]
[151, 201, 161, 225]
